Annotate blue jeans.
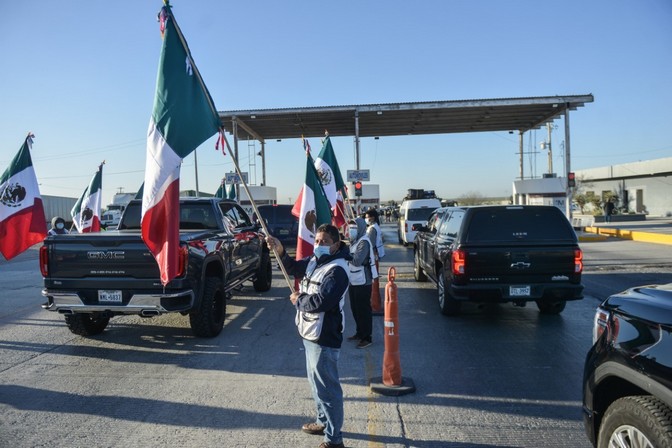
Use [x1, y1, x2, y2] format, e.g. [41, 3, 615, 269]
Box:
[303, 339, 343, 444]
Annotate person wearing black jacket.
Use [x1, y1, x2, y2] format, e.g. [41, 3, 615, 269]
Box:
[265, 224, 349, 448]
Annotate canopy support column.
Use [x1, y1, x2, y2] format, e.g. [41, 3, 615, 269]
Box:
[232, 117, 239, 198]
[354, 110, 361, 170]
[260, 141, 266, 186]
[518, 131, 524, 181]
[564, 106, 572, 219]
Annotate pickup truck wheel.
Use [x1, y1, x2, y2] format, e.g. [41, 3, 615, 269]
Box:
[536, 300, 566, 314]
[598, 396, 672, 448]
[189, 277, 226, 338]
[438, 271, 461, 316]
[413, 249, 427, 282]
[253, 251, 272, 292]
[64, 313, 110, 336]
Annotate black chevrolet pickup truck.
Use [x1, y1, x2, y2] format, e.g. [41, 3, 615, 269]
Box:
[413, 205, 584, 315]
[41, 198, 272, 338]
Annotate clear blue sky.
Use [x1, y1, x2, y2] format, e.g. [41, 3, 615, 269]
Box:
[2, 1, 671, 205]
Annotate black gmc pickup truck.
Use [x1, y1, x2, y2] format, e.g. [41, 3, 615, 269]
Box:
[41, 198, 272, 338]
[583, 283, 672, 447]
[413, 205, 584, 315]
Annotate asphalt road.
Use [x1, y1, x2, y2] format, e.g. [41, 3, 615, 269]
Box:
[1, 224, 671, 448]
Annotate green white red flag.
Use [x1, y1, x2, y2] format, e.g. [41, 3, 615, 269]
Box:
[142, 4, 220, 285]
[215, 180, 225, 199]
[227, 183, 237, 201]
[0, 134, 47, 260]
[71, 163, 103, 233]
[314, 135, 347, 228]
[292, 152, 332, 260]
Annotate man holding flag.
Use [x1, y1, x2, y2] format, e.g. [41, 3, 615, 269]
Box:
[141, 2, 220, 285]
[0, 133, 47, 260]
[265, 224, 349, 448]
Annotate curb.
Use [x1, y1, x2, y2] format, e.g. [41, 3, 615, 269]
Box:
[584, 226, 672, 246]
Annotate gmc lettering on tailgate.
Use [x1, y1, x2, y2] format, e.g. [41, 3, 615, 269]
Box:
[87, 251, 125, 260]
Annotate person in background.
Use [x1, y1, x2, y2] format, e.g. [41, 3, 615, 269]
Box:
[265, 224, 349, 448]
[346, 217, 377, 349]
[47, 217, 69, 235]
[364, 208, 385, 260]
[604, 198, 615, 223]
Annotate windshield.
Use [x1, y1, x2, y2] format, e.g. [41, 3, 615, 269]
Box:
[407, 207, 437, 222]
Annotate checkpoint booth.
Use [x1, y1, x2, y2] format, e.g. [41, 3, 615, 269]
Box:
[513, 176, 569, 213]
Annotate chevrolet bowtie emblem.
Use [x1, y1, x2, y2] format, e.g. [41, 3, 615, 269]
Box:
[510, 262, 531, 269]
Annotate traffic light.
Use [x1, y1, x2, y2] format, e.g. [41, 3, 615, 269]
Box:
[354, 181, 363, 197]
[568, 172, 576, 188]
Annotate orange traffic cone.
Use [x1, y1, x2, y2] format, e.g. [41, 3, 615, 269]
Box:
[370, 258, 383, 315]
[383, 266, 401, 386]
[370, 267, 416, 396]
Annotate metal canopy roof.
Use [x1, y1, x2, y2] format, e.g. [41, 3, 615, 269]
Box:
[218, 95, 594, 142]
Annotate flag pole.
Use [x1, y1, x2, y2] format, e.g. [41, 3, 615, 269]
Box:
[164, 5, 295, 293]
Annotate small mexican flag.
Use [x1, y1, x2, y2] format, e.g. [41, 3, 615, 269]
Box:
[314, 135, 347, 228]
[71, 163, 103, 233]
[0, 134, 47, 260]
[292, 154, 332, 261]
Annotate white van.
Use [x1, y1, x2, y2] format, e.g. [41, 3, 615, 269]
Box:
[397, 198, 441, 246]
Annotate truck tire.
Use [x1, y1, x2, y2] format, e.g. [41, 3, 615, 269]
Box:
[253, 251, 272, 292]
[413, 249, 427, 282]
[189, 277, 226, 338]
[438, 270, 461, 316]
[64, 313, 110, 336]
[598, 396, 672, 448]
[536, 300, 566, 314]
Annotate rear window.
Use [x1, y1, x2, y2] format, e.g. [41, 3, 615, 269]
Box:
[465, 207, 575, 243]
[118, 202, 219, 230]
[258, 205, 295, 224]
[407, 207, 437, 222]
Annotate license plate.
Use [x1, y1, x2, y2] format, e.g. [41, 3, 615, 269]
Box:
[98, 290, 122, 303]
[509, 286, 531, 297]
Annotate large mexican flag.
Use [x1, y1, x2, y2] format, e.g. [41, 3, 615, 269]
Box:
[0, 134, 47, 260]
[141, 4, 220, 285]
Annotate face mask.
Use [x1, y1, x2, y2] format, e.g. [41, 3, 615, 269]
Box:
[56, 223, 65, 230]
[366, 218, 374, 225]
[313, 245, 331, 259]
[348, 228, 358, 240]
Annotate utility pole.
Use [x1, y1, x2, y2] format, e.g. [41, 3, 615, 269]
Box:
[543, 122, 553, 175]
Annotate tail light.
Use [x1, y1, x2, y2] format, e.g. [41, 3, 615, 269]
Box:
[404, 222, 408, 233]
[452, 249, 466, 275]
[592, 309, 608, 344]
[39, 245, 49, 277]
[574, 248, 583, 273]
[176, 244, 189, 277]
[592, 307, 619, 345]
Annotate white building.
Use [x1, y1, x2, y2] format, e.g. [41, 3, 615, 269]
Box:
[575, 157, 672, 217]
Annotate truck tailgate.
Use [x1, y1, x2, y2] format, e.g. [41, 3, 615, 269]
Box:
[463, 244, 580, 282]
[45, 232, 160, 279]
